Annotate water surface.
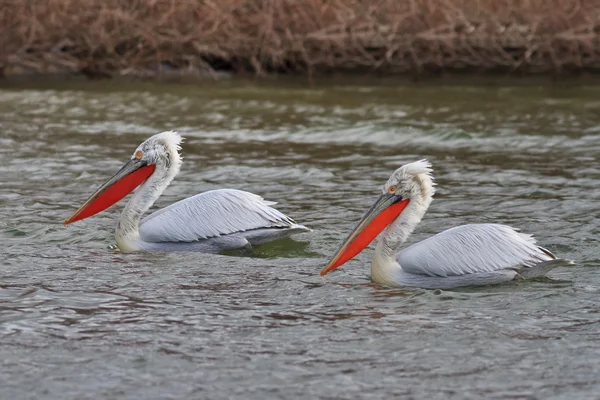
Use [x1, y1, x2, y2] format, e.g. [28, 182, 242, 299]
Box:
[1, 80, 599, 399]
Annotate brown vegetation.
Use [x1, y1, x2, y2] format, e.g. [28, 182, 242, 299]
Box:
[1, 0, 600, 79]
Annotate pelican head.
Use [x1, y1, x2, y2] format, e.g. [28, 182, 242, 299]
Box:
[64, 131, 183, 225]
[132, 130, 183, 172]
[382, 159, 435, 201]
[320, 159, 435, 276]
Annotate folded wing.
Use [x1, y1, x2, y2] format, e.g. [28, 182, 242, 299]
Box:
[139, 189, 302, 243]
[397, 224, 555, 277]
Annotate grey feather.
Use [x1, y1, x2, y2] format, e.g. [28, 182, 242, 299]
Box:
[518, 259, 574, 279]
[139, 189, 308, 243]
[397, 224, 557, 277]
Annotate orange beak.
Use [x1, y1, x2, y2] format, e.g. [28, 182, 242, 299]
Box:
[320, 193, 409, 276]
[64, 158, 156, 225]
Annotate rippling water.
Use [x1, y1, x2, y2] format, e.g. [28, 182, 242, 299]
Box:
[1, 80, 599, 399]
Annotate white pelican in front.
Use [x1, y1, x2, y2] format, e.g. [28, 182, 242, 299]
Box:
[320, 160, 572, 289]
[64, 131, 309, 252]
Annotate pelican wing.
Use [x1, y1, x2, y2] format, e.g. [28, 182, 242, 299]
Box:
[397, 224, 554, 277]
[139, 189, 300, 243]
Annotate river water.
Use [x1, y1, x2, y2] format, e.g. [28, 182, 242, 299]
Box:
[1, 79, 599, 399]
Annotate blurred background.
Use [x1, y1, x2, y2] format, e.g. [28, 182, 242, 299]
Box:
[2, 0, 599, 79]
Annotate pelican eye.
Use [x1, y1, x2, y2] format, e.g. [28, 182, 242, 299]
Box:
[135, 150, 143, 159]
[388, 185, 397, 194]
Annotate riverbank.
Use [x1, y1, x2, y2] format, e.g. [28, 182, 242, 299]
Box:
[1, 0, 599, 80]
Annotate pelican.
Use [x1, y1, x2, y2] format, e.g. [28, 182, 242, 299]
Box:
[320, 160, 572, 289]
[64, 131, 309, 252]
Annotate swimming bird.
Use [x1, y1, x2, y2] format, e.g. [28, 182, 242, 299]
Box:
[64, 131, 309, 252]
[320, 160, 572, 289]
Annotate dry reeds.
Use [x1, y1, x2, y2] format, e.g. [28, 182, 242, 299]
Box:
[1, 0, 600, 78]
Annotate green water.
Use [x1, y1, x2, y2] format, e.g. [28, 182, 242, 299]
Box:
[1, 79, 599, 399]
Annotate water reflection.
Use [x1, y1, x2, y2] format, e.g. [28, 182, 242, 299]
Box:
[0, 80, 598, 399]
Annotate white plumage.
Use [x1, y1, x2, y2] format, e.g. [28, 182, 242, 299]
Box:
[323, 160, 572, 289]
[140, 189, 302, 243]
[65, 131, 309, 252]
[397, 224, 553, 277]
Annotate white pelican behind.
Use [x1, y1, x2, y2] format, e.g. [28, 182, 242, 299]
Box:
[64, 131, 309, 252]
[320, 160, 572, 289]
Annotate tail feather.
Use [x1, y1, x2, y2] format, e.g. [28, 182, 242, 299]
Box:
[519, 258, 574, 279]
[245, 224, 311, 245]
[537, 245, 557, 260]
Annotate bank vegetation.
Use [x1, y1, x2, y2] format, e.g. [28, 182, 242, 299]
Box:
[1, 0, 599, 79]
